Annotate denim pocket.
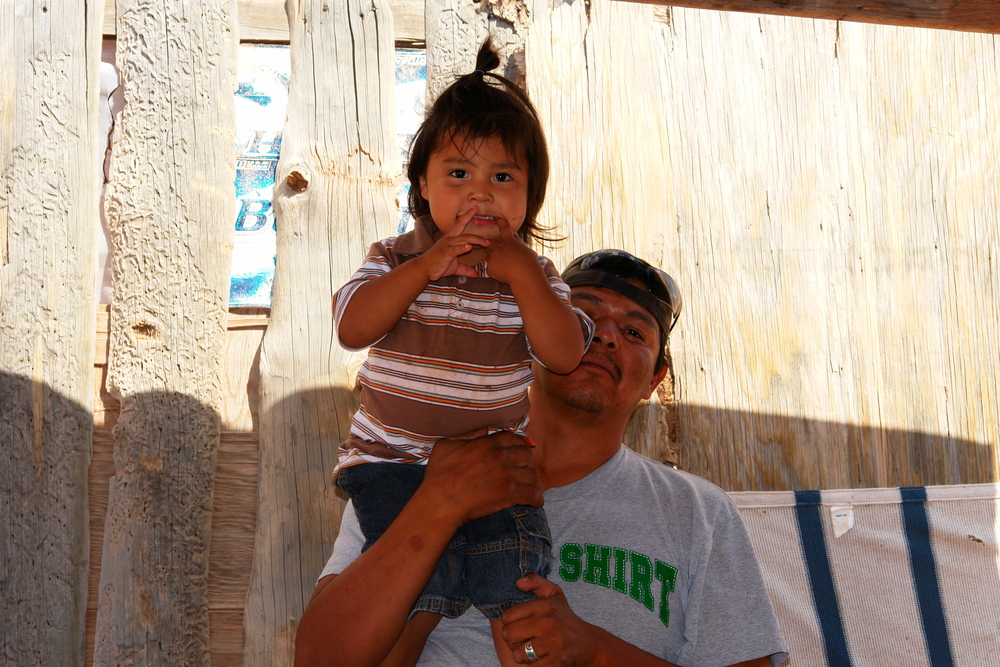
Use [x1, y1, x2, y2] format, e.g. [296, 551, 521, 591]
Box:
[513, 505, 552, 542]
[513, 505, 553, 579]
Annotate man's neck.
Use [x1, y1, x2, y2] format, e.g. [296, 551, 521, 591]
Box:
[525, 400, 628, 491]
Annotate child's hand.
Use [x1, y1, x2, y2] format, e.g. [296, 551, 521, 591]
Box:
[418, 209, 490, 281]
[483, 217, 539, 286]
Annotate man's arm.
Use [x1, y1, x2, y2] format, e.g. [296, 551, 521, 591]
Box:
[500, 577, 773, 667]
[294, 432, 543, 667]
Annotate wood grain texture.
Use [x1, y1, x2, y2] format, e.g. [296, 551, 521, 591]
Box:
[618, 0, 1000, 35]
[0, 1, 104, 663]
[97, 306, 267, 432]
[529, 1, 998, 490]
[663, 10, 999, 490]
[220, 310, 267, 431]
[242, 1, 399, 663]
[93, 0, 238, 663]
[424, 0, 528, 101]
[526, 0, 682, 466]
[86, 432, 259, 667]
[103, 0, 425, 44]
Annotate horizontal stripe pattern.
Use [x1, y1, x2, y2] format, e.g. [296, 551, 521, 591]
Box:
[333, 219, 592, 470]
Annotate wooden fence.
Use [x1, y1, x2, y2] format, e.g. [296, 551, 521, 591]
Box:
[3, 0, 998, 664]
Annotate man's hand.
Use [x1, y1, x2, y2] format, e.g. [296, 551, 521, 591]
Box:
[422, 430, 544, 524]
[501, 575, 773, 667]
[500, 575, 600, 665]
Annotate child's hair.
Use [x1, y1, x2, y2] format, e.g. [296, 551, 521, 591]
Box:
[406, 37, 558, 247]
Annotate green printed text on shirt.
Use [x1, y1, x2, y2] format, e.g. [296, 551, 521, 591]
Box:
[557, 542, 678, 627]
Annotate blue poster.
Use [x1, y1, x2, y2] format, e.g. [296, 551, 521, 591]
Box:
[230, 46, 426, 306]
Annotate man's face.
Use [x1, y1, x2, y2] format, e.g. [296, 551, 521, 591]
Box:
[539, 285, 667, 416]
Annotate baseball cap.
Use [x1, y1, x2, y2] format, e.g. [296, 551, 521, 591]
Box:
[561, 250, 682, 347]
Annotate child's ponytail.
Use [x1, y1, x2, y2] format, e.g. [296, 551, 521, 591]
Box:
[473, 37, 502, 77]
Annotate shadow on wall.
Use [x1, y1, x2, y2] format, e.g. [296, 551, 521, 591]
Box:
[1, 370, 93, 665]
[4, 368, 998, 664]
[677, 403, 997, 492]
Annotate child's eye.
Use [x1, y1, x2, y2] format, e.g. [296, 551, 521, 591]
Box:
[494, 173, 513, 183]
[449, 169, 468, 178]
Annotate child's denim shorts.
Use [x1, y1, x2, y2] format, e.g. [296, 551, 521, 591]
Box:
[336, 461, 552, 620]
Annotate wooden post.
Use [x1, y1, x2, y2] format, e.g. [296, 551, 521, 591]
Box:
[92, 0, 237, 663]
[242, 1, 399, 663]
[425, 0, 528, 101]
[0, 1, 104, 664]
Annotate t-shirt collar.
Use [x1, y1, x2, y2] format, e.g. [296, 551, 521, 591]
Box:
[393, 215, 437, 256]
[544, 446, 627, 501]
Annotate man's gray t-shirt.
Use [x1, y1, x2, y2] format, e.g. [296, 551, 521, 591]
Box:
[321, 446, 788, 666]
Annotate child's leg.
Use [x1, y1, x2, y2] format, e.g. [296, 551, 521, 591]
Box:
[378, 611, 442, 667]
[464, 505, 552, 667]
[489, 618, 521, 667]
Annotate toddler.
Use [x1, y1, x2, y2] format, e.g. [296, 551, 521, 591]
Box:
[332, 38, 593, 666]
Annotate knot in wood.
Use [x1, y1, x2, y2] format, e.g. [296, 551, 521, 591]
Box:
[286, 170, 310, 193]
[132, 321, 158, 339]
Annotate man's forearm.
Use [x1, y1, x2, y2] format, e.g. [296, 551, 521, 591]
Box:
[295, 486, 463, 666]
[295, 432, 543, 666]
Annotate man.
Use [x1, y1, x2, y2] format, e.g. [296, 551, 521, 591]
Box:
[296, 250, 788, 666]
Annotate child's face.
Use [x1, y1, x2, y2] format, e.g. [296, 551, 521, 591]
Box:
[419, 135, 528, 241]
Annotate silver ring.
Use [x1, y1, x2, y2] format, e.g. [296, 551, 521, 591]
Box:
[524, 640, 539, 662]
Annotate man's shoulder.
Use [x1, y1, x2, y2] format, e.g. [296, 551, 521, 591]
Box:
[617, 447, 739, 514]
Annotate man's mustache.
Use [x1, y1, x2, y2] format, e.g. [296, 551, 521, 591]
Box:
[582, 349, 622, 382]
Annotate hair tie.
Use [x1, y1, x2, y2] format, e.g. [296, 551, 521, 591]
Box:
[473, 69, 485, 75]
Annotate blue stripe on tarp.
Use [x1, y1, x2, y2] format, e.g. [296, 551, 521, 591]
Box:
[794, 490, 852, 667]
[900, 486, 955, 667]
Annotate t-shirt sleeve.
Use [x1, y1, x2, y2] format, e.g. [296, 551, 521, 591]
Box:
[680, 507, 789, 667]
[332, 240, 396, 351]
[317, 500, 364, 581]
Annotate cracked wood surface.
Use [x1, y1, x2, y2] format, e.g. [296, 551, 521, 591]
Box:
[92, 0, 237, 664]
[241, 1, 399, 663]
[0, 1, 104, 664]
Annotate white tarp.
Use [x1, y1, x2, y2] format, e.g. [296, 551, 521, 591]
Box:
[730, 484, 1000, 666]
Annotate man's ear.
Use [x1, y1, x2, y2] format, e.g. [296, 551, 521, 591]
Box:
[643, 364, 670, 400]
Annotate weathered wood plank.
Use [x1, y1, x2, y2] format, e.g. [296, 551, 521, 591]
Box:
[95, 307, 268, 431]
[661, 10, 999, 489]
[86, 432, 259, 667]
[527, 1, 998, 490]
[618, 0, 1000, 34]
[532, 3, 999, 490]
[0, 0, 104, 663]
[92, 0, 238, 663]
[103, 0, 426, 44]
[424, 0, 528, 100]
[242, 1, 399, 663]
[220, 309, 268, 431]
